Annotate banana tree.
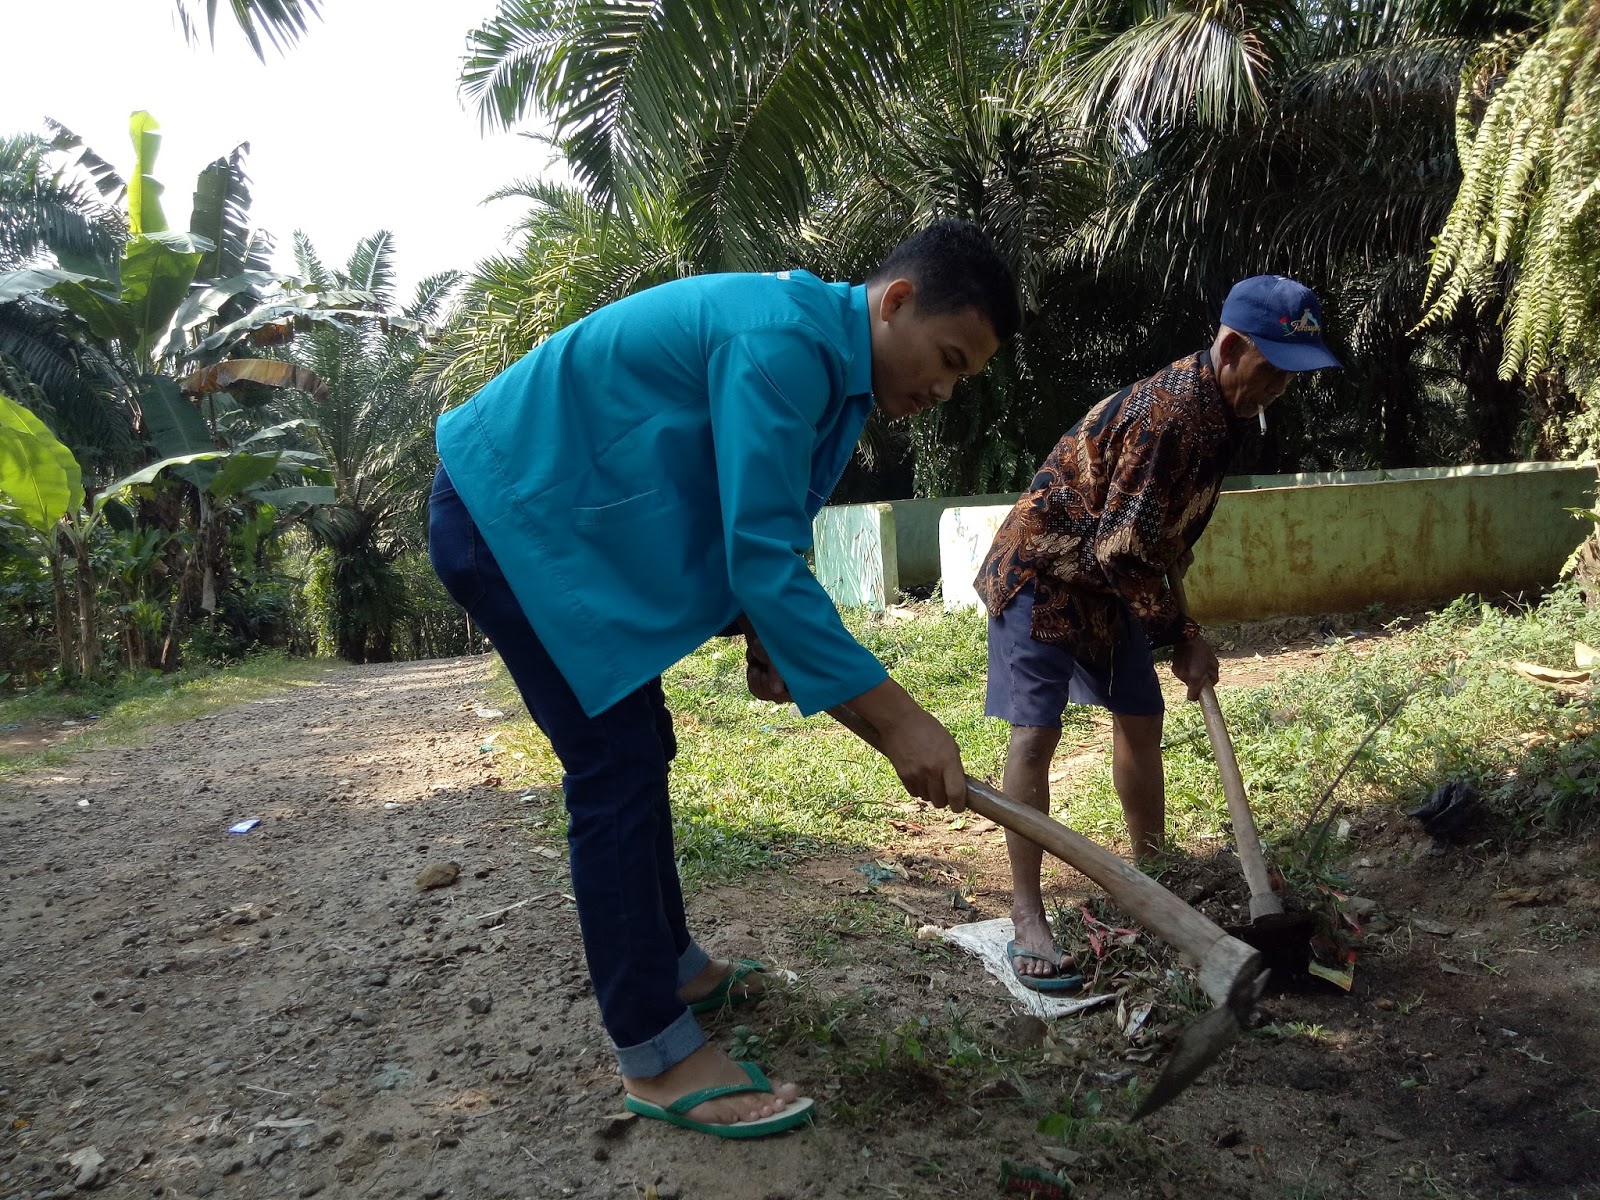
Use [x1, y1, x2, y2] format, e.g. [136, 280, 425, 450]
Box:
[0, 113, 367, 664]
[1, 388, 331, 675]
[0, 389, 224, 675]
[0, 114, 377, 444]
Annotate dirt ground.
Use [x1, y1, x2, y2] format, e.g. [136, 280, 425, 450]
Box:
[2, 649, 1598, 1200]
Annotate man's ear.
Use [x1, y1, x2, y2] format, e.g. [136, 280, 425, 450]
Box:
[877, 278, 914, 321]
[1216, 327, 1249, 366]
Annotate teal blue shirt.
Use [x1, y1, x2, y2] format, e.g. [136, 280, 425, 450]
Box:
[435, 270, 889, 717]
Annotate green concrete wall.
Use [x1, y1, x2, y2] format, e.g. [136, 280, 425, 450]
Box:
[1184, 461, 1598, 621]
[815, 461, 1597, 618]
[887, 494, 1018, 585]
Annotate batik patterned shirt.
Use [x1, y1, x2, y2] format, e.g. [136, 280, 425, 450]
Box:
[974, 350, 1243, 668]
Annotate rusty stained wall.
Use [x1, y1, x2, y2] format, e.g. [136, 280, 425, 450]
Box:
[1184, 463, 1599, 622]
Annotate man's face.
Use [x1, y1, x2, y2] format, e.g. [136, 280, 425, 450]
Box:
[1220, 336, 1293, 418]
[869, 281, 1002, 420]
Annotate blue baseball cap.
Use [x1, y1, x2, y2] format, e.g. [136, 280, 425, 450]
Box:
[1220, 275, 1342, 372]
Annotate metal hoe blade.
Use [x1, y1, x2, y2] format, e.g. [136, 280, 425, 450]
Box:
[1133, 969, 1270, 1119]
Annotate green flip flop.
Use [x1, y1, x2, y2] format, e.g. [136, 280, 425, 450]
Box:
[1005, 939, 1085, 994]
[623, 1061, 815, 1139]
[688, 959, 767, 1015]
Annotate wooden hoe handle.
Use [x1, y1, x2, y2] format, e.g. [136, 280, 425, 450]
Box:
[827, 703, 1261, 1013]
[1168, 575, 1283, 919]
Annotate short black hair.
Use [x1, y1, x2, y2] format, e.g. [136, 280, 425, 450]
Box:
[868, 219, 1021, 342]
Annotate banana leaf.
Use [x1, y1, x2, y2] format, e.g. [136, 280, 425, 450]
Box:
[0, 392, 83, 535]
[120, 234, 210, 358]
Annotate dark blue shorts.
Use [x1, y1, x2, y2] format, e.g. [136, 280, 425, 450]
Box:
[985, 584, 1164, 725]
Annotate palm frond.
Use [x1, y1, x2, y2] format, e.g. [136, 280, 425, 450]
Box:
[344, 231, 397, 309]
[292, 230, 333, 291]
[1060, 0, 1307, 135]
[42, 120, 127, 205]
[174, 0, 322, 60]
[189, 143, 261, 281]
[405, 272, 463, 326]
[1422, 0, 1600, 454]
[0, 134, 121, 275]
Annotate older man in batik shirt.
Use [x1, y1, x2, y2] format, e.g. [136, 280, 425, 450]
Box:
[974, 275, 1340, 991]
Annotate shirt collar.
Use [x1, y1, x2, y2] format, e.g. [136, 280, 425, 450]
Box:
[846, 283, 873, 397]
[1196, 349, 1227, 415]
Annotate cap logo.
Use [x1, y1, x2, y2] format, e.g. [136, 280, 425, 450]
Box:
[1278, 307, 1321, 337]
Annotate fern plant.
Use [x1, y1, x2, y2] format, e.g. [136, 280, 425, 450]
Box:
[1423, 0, 1600, 455]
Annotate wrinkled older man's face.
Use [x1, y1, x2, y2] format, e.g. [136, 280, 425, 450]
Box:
[1218, 333, 1292, 418]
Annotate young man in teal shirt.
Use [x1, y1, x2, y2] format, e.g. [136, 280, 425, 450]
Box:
[430, 221, 1020, 1138]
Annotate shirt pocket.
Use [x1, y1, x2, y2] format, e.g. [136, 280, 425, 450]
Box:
[572, 490, 662, 528]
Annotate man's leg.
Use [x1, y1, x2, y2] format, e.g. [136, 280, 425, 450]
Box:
[1002, 723, 1063, 976]
[1105, 611, 1168, 862]
[428, 470, 797, 1126]
[637, 679, 766, 1007]
[986, 584, 1076, 979]
[1112, 713, 1165, 861]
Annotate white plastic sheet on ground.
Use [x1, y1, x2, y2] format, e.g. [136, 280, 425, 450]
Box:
[940, 917, 1115, 1020]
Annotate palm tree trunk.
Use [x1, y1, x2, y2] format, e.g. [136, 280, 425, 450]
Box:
[72, 531, 100, 678]
[48, 530, 74, 677]
[199, 492, 218, 614]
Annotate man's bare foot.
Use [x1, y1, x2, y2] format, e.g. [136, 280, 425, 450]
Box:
[623, 1045, 802, 1126]
[677, 958, 765, 1006]
[1010, 907, 1071, 978]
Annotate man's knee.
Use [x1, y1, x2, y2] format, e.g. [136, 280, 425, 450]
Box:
[1112, 712, 1163, 752]
[1008, 724, 1061, 765]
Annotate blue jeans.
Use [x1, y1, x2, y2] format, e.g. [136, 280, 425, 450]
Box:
[427, 465, 710, 1077]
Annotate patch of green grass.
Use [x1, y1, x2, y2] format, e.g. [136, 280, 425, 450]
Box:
[483, 606, 1097, 885]
[0, 653, 331, 780]
[481, 587, 1600, 886]
[1035, 1082, 1166, 1177]
[1257, 1021, 1335, 1043]
[1529, 917, 1595, 946]
[1070, 587, 1600, 862]
[793, 896, 908, 966]
[735, 982, 1045, 1126]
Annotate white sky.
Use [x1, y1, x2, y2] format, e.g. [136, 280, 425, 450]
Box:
[0, 0, 564, 299]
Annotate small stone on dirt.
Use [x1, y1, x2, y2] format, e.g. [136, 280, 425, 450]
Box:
[467, 994, 492, 1015]
[1341, 895, 1379, 918]
[415, 863, 461, 891]
[365, 1128, 395, 1145]
[597, 1112, 637, 1141]
[1374, 1125, 1406, 1142]
[66, 1145, 103, 1189]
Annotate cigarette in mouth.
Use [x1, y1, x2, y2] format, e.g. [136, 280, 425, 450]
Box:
[1258, 410, 1267, 434]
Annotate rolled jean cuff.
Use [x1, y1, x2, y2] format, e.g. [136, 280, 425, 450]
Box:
[676, 941, 710, 989]
[614, 1007, 705, 1078]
